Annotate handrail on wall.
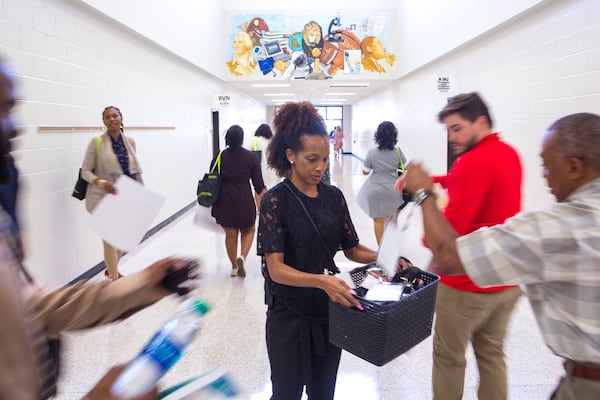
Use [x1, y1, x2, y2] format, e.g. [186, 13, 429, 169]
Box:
[38, 126, 176, 132]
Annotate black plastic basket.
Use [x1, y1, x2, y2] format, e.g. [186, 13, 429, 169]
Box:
[329, 263, 439, 366]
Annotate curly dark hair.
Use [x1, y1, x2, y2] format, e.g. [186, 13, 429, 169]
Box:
[267, 102, 327, 177]
[374, 121, 398, 150]
[225, 124, 244, 147]
[254, 123, 273, 139]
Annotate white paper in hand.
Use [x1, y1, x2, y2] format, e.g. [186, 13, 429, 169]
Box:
[376, 211, 404, 277]
[88, 176, 165, 252]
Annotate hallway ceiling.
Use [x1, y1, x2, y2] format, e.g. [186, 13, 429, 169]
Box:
[228, 78, 395, 106]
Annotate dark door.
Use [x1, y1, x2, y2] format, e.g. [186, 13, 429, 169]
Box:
[211, 109, 220, 158]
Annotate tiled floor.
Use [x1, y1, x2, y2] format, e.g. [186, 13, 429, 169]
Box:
[55, 155, 564, 399]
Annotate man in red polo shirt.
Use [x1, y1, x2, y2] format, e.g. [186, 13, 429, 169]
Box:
[430, 93, 523, 399]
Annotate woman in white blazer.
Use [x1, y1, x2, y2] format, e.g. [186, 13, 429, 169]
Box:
[81, 106, 143, 280]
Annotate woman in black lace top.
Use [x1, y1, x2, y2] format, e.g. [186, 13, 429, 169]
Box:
[257, 102, 377, 400]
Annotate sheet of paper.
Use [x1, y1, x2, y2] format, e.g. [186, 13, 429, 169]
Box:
[88, 176, 165, 252]
[364, 283, 405, 302]
[376, 209, 405, 277]
[193, 205, 224, 235]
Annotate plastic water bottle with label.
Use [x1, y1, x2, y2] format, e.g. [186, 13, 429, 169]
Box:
[111, 299, 210, 399]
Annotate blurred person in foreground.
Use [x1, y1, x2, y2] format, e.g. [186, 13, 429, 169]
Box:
[0, 59, 197, 399]
[398, 112, 600, 399]
[423, 92, 524, 400]
[257, 102, 377, 399]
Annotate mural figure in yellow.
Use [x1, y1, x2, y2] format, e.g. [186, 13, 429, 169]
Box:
[226, 31, 257, 76]
[360, 36, 395, 73]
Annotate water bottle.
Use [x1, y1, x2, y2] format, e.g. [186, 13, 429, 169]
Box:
[111, 299, 210, 399]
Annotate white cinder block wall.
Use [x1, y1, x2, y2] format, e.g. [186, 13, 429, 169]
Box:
[0, 0, 265, 285]
[353, 0, 600, 212]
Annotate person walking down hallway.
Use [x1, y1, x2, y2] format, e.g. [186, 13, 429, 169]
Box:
[252, 123, 279, 189]
[212, 125, 266, 278]
[81, 106, 143, 281]
[257, 102, 377, 400]
[427, 93, 524, 400]
[361, 121, 407, 246]
[332, 126, 344, 158]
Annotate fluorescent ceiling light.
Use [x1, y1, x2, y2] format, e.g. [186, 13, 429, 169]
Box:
[252, 83, 291, 88]
[321, 99, 347, 102]
[324, 92, 356, 96]
[264, 93, 295, 96]
[271, 99, 295, 103]
[329, 83, 369, 87]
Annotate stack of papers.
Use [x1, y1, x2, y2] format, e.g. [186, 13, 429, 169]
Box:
[159, 367, 239, 400]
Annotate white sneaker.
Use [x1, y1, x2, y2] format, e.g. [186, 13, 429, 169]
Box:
[230, 267, 238, 277]
[236, 256, 246, 278]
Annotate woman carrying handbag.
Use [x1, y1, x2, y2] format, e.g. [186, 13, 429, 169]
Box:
[81, 106, 143, 280]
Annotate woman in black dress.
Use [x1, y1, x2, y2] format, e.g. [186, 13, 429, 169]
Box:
[211, 125, 265, 277]
[257, 102, 377, 400]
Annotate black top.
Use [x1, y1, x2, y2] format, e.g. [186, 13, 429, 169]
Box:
[211, 146, 265, 229]
[257, 179, 359, 317]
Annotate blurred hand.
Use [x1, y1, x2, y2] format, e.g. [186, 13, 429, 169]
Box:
[143, 257, 202, 299]
[100, 180, 117, 195]
[84, 365, 157, 400]
[395, 162, 433, 194]
[320, 275, 364, 311]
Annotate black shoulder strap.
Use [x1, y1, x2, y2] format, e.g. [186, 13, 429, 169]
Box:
[284, 182, 339, 274]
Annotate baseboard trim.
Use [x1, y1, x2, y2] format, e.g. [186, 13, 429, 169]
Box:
[67, 200, 197, 285]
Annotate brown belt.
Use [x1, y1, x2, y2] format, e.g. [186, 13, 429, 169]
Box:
[565, 361, 600, 381]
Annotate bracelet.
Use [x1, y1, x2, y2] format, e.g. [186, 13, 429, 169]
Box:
[413, 188, 435, 205]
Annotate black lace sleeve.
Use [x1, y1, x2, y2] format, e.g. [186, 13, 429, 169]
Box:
[257, 189, 285, 255]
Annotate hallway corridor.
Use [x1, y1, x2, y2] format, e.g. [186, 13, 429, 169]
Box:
[56, 155, 563, 400]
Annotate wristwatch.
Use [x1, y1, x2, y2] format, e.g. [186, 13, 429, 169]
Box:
[412, 188, 435, 205]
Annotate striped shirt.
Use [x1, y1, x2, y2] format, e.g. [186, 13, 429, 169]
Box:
[457, 177, 600, 363]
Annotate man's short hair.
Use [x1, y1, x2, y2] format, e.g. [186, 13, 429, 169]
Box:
[548, 112, 600, 171]
[438, 92, 494, 129]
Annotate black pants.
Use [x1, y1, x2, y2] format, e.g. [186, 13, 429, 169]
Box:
[266, 300, 342, 400]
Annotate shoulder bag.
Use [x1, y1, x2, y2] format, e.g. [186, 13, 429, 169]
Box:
[395, 146, 406, 176]
[72, 136, 102, 200]
[196, 151, 223, 207]
[252, 136, 262, 162]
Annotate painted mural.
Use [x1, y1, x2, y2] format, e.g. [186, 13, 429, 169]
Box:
[226, 12, 395, 79]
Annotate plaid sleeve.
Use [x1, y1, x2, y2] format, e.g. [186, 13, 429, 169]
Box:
[457, 210, 546, 287]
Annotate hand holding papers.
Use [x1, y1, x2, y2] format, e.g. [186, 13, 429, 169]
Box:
[88, 176, 165, 252]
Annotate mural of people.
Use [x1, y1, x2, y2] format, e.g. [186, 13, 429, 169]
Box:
[226, 31, 258, 76]
[360, 36, 395, 73]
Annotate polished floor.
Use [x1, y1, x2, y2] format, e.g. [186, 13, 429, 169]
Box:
[56, 154, 564, 399]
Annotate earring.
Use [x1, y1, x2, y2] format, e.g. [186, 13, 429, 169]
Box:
[289, 160, 294, 165]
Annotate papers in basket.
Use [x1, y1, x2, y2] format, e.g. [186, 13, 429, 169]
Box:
[159, 367, 239, 399]
[364, 283, 410, 302]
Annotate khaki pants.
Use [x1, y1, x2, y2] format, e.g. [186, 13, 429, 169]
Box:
[432, 284, 522, 400]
